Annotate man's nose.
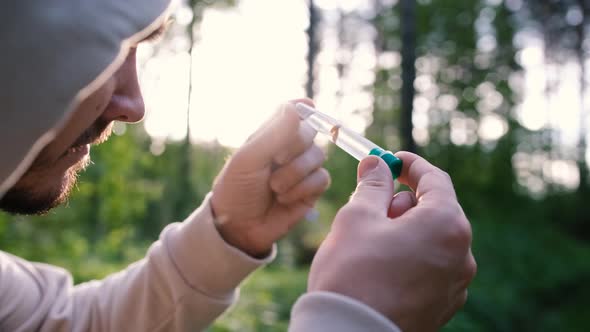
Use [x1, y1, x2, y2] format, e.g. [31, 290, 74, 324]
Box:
[101, 49, 145, 123]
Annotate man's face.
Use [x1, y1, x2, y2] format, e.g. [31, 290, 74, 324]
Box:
[0, 48, 145, 215]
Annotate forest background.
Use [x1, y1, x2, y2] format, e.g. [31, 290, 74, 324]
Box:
[2, 0, 590, 331]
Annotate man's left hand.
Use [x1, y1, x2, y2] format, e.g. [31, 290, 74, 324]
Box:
[210, 99, 330, 257]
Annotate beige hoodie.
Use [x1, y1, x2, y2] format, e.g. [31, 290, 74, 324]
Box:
[0, 1, 400, 331]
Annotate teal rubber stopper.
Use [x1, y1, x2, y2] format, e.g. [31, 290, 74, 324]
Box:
[369, 147, 403, 179]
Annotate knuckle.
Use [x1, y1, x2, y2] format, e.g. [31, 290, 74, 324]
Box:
[335, 203, 375, 225]
[452, 219, 472, 249]
[336, 203, 359, 219]
[465, 256, 478, 282]
[437, 169, 453, 184]
[441, 207, 472, 250]
[433, 168, 456, 193]
[356, 179, 389, 192]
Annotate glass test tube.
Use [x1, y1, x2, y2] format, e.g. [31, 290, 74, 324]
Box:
[295, 103, 403, 179]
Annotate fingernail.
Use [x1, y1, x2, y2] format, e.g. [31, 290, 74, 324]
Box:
[358, 157, 379, 178]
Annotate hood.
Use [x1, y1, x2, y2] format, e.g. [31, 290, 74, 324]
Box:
[0, 0, 173, 198]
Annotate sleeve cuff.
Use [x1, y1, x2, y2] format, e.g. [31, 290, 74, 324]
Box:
[164, 193, 276, 298]
[289, 292, 402, 332]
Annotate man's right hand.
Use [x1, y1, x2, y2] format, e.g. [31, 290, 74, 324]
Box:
[307, 152, 476, 332]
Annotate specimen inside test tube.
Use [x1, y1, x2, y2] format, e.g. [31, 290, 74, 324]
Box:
[330, 125, 341, 143]
[295, 102, 403, 178]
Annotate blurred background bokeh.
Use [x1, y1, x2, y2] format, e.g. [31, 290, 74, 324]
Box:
[2, 0, 590, 330]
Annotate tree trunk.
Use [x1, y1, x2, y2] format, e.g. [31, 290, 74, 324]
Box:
[306, 0, 319, 99]
[577, 0, 589, 193]
[400, 0, 417, 153]
[174, 2, 199, 218]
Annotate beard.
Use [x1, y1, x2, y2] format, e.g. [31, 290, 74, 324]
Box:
[0, 159, 89, 215]
[0, 119, 113, 215]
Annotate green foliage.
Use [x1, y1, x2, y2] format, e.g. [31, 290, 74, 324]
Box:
[211, 267, 308, 332]
[367, 0, 590, 330]
[444, 216, 590, 332]
[1, 1, 590, 331]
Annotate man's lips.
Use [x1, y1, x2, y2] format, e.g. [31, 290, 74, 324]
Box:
[58, 144, 90, 166]
[60, 143, 91, 158]
[61, 121, 113, 158]
[66, 144, 90, 155]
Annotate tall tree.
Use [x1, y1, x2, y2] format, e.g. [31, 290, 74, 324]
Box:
[400, 0, 417, 153]
[306, 0, 319, 99]
[575, 0, 589, 192]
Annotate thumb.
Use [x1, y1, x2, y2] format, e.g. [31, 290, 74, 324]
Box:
[235, 104, 300, 169]
[349, 156, 395, 216]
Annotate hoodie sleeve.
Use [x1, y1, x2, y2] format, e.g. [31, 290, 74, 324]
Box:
[289, 292, 402, 332]
[0, 193, 275, 332]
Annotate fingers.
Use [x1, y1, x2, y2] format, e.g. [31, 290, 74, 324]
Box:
[271, 145, 325, 193]
[441, 249, 476, 326]
[388, 191, 417, 218]
[265, 200, 313, 236]
[460, 249, 477, 289]
[348, 156, 395, 217]
[273, 99, 316, 165]
[233, 103, 301, 169]
[440, 289, 469, 326]
[274, 120, 317, 165]
[290, 97, 314, 107]
[441, 253, 474, 327]
[276, 168, 330, 205]
[395, 151, 457, 206]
